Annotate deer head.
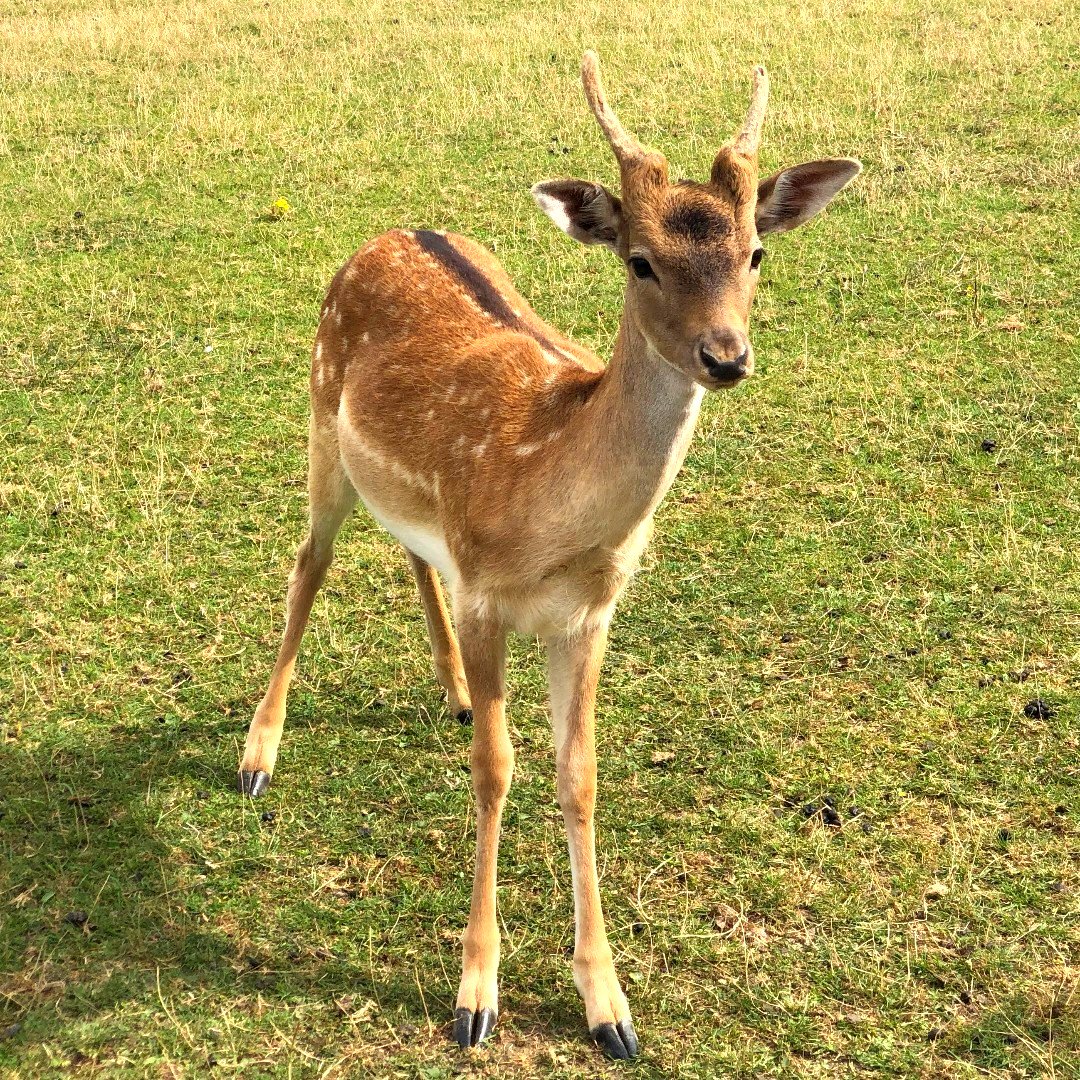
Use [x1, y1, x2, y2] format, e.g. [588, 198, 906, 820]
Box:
[533, 52, 861, 390]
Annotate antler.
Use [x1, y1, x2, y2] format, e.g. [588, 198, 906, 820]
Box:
[731, 65, 769, 159]
[710, 65, 770, 201]
[581, 51, 644, 165]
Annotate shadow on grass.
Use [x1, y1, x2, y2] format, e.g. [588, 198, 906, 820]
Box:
[0, 700, 460, 1066]
[941, 987, 1079, 1075]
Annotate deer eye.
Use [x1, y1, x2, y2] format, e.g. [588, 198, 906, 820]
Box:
[750, 247, 765, 270]
[629, 256, 656, 281]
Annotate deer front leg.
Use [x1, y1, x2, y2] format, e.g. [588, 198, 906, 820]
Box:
[453, 606, 511, 1048]
[546, 626, 639, 1060]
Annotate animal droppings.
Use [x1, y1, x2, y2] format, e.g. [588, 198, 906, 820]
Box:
[1024, 699, 1055, 720]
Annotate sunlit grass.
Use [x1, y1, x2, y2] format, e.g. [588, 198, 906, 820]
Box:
[1, 0, 1078, 1076]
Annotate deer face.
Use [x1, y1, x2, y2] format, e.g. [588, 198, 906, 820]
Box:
[534, 56, 861, 391]
[619, 174, 763, 389]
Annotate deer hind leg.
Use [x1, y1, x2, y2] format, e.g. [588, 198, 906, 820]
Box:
[238, 421, 356, 797]
[546, 626, 638, 1060]
[452, 605, 511, 1048]
[405, 552, 472, 722]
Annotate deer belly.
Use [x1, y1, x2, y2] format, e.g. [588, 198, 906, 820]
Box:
[337, 408, 459, 583]
[360, 495, 459, 585]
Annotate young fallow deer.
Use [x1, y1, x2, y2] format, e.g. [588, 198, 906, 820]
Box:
[239, 52, 860, 1059]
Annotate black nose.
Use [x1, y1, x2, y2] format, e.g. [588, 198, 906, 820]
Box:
[698, 344, 749, 382]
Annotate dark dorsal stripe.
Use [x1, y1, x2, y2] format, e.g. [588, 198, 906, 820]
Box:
[414, 230, 560, 355]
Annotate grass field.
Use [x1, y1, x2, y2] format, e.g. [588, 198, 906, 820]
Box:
[2, 0, 1079, 1076]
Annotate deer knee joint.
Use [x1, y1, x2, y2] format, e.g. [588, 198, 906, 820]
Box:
[557, 767, 596, 824]
[471, 740, 514, 808]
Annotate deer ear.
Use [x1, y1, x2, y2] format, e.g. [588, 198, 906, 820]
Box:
[532, 179, 622, 252]
[755, 158, 861, 235]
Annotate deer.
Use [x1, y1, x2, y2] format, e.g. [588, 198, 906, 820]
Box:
[237, 51, 861, 1060]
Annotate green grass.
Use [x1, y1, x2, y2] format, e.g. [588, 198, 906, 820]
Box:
[2, 0, 1079, 1076]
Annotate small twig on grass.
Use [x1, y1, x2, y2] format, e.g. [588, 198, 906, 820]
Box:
[412, 962, 432, 1037]
[155, 966, 198, 1052]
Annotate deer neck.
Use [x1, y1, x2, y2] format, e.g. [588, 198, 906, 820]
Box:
[566, 306, 705, 544]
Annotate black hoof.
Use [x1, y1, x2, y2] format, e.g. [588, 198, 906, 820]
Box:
[456, 709, 473, 726]
[237, 770, 271, 798]
[591, 1019, 639, 1060]
[453, 1006, 496, 1048]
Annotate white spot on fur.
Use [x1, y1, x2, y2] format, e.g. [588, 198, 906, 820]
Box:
[314, 341, 324, 362]
[424, 408, 435, 421]
[362, 331, 370, 344]
[316, 367, 325, 387]
[341, 336, 349, 352]
[337, 397, 437, 498]
[515, 443, 539, 457]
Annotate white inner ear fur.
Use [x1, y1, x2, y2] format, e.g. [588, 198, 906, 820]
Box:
[530, 181, 621, 252]
[757, 158, 862, 235]
[532, 188, 574, 234]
